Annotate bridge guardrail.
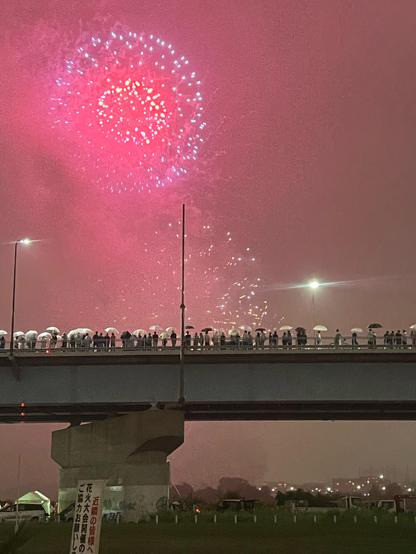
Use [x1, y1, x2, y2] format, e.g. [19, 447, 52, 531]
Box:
[0, 336, 415, 354]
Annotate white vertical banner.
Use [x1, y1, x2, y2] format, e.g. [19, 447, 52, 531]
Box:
[70, 480, 106, 554]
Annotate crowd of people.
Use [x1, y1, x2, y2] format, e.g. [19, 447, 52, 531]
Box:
[0, 326, 416, 351]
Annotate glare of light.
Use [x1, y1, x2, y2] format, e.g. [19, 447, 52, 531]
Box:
[309, 280, 320, 289]
[19, 238, 32, 246]
[379, 474, 384, 479]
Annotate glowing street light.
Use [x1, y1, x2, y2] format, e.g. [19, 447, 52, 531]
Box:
[10, 239, 32, 355]
[307, 279, 321, 328]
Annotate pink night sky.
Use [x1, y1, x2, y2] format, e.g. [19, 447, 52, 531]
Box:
[1, 0, 416, 497]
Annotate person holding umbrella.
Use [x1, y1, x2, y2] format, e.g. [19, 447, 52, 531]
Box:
[110, 333, 116, 351]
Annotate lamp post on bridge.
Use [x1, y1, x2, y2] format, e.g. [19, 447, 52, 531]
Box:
[10, 238, 32, 356]
[308, 280, 320, 329]
[179, 204, 186, 404]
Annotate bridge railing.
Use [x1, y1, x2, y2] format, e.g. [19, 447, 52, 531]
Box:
[0, 335, 415, 353]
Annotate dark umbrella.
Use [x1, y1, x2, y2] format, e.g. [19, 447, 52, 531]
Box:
[255, 328, 267, 332]
[121, 331, 131, 339]
[368, 323, 383, 329]
[185, 325, 195, 330]
[295, 327, 306, 333]
[201, 327, 213, 333]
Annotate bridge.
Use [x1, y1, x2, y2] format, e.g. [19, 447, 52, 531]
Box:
[3, 349, 416, 521]
[1, 349, 416, 423]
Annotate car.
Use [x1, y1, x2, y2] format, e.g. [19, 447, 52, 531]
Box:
[0, 503, 48, 522]
[216, 499, 256, 512]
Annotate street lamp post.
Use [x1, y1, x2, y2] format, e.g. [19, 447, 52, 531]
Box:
[308, 280, 320, 329]
[10, 239, 31, 355]
[179, 205, 186, 404]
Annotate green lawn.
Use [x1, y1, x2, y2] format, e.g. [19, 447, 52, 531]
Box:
[2, 511, 416, 554]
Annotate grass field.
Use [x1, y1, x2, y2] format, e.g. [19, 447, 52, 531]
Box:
[2, 510, 416, 554]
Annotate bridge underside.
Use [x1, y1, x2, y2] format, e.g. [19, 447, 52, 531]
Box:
[3, 401, 416, 423]
[1, 351, 416, 423]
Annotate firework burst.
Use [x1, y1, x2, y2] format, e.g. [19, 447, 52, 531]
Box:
[50, 28, 205, 192]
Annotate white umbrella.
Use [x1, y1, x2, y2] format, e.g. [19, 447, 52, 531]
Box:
[159, 331, 168, 340]
[165, 327, 176, 334]
[313, 325, 328, 332]
[38, 332, 52, 340]
[77, 328, 93, 335]
[409, 324, 416, 330]
[228, 328, 240, 336]
[239, 324, 252, 333]
[46, 326, 60, 334]
[0, 330, 7, 336]
[105, 327, 119, 334]
[149, 324, 162, 332]
[133, 329, 147, 336]
[13, 331, 25, 338]
[351, 328, 363, 334]
[25, 330, 38, 339]
[279, 325, 293, 331]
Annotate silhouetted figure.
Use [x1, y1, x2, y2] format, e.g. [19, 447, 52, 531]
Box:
[170, 331, 177, 348]
[185, 331, 192, 348]
[334, 329, 342, 348]
[61, 332, 68, 350]
[93, 332, 99, 349]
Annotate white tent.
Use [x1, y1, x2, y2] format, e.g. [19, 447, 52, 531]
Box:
[17, 490, 51, 516]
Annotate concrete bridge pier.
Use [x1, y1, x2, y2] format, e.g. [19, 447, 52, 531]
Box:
[51, 410, 184, 522]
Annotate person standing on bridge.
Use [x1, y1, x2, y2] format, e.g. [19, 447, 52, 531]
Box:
[351, 331, 358, 349]
[104, 332, 110, 350]
[170, 330, 177, 348]
[220, 332, 226, 349]
[152, 331, 159, 350]
[185, 330, 192, 349]
[411, 328, 416, 349]
[192, 332, 199, 349]
[61, 332, 67, 350]
[93, 331, 99, 350]
[83, 333, 92, 350]
[402, 330, 408, 349]
[316, 330, 322, 347]
[0, 336, 5, 349]
[395, 330, 402, 348]
[110, 333, 116, 351]
[334, 329, 343, 348]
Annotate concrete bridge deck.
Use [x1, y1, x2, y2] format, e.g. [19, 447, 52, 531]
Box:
[0, 350, 416, 422]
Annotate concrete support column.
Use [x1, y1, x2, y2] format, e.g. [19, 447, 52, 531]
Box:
[51, 410, 184, 522]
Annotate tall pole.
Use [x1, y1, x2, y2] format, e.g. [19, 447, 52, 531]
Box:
[311, 290, 315, 330]
[10, 241, 18, 356]
[179, 204, 186, 404]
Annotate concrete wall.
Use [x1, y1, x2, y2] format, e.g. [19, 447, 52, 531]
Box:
[0, 356, 416, 404]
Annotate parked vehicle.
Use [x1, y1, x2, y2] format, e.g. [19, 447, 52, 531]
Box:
[0, 503, 48, 522]
[216, 499, 256, 512]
